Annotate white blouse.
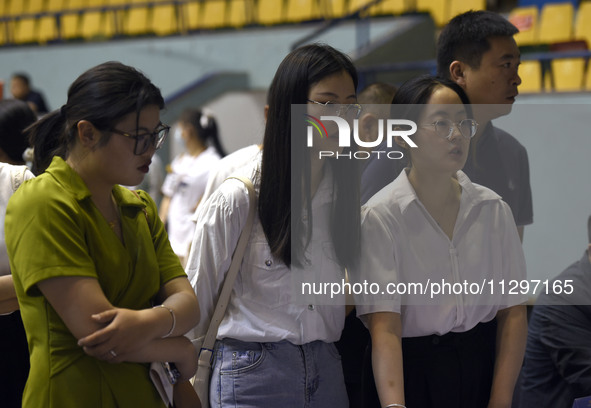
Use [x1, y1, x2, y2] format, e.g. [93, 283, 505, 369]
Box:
[186, 157, 346, 344]
[353, 169, 527, 338]
[0, 163, 34, 276]
[162, 146, 221, 257]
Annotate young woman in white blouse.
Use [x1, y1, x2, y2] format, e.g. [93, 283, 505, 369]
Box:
[355, 75, 527, 408]
[185, 44, 361, 407]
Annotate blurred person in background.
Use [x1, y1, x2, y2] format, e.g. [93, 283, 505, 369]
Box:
[159, 109, 226, 265]
[518, 215, 591, 408]
[10, 72, 49, 116]
[0, 99, 37, 408]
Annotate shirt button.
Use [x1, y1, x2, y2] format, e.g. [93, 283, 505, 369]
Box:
[265, 259, 272, 267]
[308, 304, 315, 311]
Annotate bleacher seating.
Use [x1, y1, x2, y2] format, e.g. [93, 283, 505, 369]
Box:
[0, 0, 590, 93]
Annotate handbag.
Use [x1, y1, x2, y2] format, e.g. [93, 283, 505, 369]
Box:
[191, 175, 256, 407]
[149, 176, 256, 407]
[149, 176, 255, 407]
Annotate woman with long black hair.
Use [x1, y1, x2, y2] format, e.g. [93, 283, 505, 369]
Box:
[185, 43, 361, 407]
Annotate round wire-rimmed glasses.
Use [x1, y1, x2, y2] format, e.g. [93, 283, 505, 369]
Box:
[110, 123, 170, 155]
[420, 119, 478, 140]
[307, 99, 363, 119]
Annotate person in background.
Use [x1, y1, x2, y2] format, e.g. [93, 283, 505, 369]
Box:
[182, 43, 361, 407]
[0, 99, 37, 408]
[356, 83, 399, 213]
[437, 10, 532, 241]
[159, 109, 225, 264]
[10, 72, 49, 115]
[518, 215, 591, 408]
[5, 61, 200, 408]
[335, 81, 397, 408]
[354, 75, 527, 408]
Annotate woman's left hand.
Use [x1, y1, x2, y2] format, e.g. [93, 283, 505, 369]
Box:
[77, 307, 158, 360]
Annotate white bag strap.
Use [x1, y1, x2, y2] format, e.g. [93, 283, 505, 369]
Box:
[197, 175, 256, 369]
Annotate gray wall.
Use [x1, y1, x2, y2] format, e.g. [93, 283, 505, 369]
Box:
[498, 93, 591, 291]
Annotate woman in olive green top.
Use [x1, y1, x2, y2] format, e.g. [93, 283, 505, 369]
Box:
[5, 62, 200, 408]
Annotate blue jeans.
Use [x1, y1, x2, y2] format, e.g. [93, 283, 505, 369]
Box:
[210, 338, 349, 408]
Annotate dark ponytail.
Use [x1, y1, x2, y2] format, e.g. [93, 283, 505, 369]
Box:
[27, 109, 68, 175]
[26, 61, 164, 175]
[178, 109, 226, 157]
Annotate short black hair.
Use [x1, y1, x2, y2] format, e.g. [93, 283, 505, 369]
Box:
[12, 72, 31, 87]
[587, 215, 591, 244]
[0, 100, 36, 164]
[437, 10, 518, 78]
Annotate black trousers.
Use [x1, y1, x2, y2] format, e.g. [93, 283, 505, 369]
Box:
[0, 311, 30, 408]
[362, 319, 497, 408]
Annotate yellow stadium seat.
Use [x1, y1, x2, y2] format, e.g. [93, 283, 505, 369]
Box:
[448, 0, 485, 22]
[585, 62, 591, 90]
[81, 0, 116, 39]
[538, 2, 574, 44]
[125, 0, 151, 36]
[151, 0, 178, 36]
[378, 0, 412, 16]
[228, 0, 254, 27]
[257, 0, 283, 25]
[322, 0, 347, 18]
[15, 0, 47, 44]
[181, 0, 200, 31]
[61, 0, 87, 39]
[38, 0, 66, 43]
[416, 0, 447, 26]
[200, 0, 226, 29]
[508, 6, 539, 46]
[574, 1, 591, 47]
[518, 60, 543, 93]
[6, 0, 26, 16]
[285, 0, 319, 22]
[551, 57, 585, 91]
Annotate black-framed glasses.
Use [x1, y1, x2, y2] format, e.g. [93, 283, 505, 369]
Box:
[307, 99, 362, 119]
[421, 119, 478, 140]
[110, 123, 170, 155]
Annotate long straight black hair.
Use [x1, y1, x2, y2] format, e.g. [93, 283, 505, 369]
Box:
[259, 44, 361, 269]
[27, 61, 164, 175]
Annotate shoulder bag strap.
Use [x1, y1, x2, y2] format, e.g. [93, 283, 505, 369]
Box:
[197, 175, 256, 368]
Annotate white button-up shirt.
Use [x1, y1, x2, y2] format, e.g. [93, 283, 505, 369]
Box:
[354, 169, 527, 338]
[186, 157, 346, 344]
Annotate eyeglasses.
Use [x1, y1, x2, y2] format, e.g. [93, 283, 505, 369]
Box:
[110, 123, 170, 155]
[307, 99, 362, 119]
[421, 119, 478, 140]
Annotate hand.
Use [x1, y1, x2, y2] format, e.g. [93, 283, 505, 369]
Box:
[77, 307, 156, 361]
[173, 338, 198, 381]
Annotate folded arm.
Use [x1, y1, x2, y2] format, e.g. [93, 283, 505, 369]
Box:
[38, 275, 199, 374]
